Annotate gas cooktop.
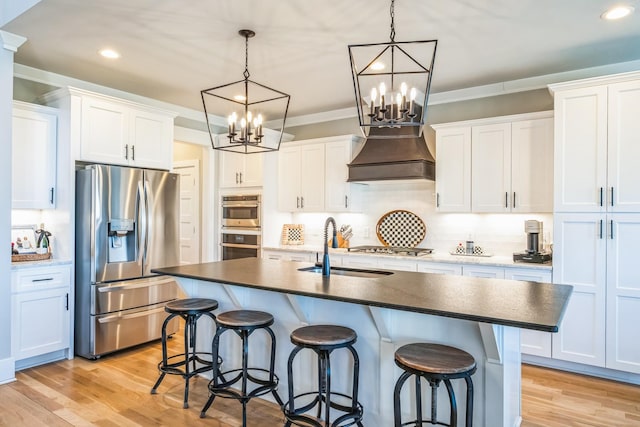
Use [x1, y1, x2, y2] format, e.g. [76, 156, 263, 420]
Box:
[347, 245, 434, 256]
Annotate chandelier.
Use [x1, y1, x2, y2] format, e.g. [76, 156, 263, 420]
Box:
[348, 0, 437, 137]
[201, 29, 290, 154]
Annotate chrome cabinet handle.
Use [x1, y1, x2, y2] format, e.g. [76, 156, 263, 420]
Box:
[600, 219, 603, 239]
[235, 172, 239, 184]
[32, 277, 54, 282]
[239, 172, 243, 184]
[296, 196, 300, 209]
[345, 195, 348, 208]
[600, 187, 604, 207]
[610, 220, 614, 239]
[611, 187, 614, 207]
[513, 192, 516, 208]
[505, 192, 508, 208]
[50, 187, 54, 205]
[436, 193, 440, 208]
[131, 145, 135, 161]
[125, 144, 129, 160]
[301, 197, 304, 208]
[66, 293, 69, 311]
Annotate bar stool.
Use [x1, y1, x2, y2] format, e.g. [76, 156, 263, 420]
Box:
[393, 343, 477, 427]
[283, 325, 363, 427]
[200, 310, 283, 425]
[150, 298, 221, 409]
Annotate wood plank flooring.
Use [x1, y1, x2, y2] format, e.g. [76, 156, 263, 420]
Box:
[1, 336, 639, 426]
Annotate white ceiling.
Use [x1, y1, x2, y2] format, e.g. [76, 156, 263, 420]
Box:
[4, 0, 640, 122]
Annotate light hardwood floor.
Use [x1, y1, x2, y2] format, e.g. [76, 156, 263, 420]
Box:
[1, 337, 639, 426]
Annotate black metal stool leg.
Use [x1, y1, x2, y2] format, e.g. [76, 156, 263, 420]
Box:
[415, 374, 422, 425]
[393, 371, 412, 427]
[430, 379, 439, 424]
[200, 326, 224, 418]
[151, 313, 177, 394]
[465, 375, 474, 427]
[444, 378, 457, 427]
[323, 351, 331, 427]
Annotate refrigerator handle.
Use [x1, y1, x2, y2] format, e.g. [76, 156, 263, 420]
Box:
[138, 180, 148, 267]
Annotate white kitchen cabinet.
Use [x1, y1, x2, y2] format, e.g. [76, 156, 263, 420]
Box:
[11, 264, 72, 368]
[278, 135, 364, 212]
[434, 126, 471, 212]
[505, 268, 553, 357]
[43, 87, 176, 170]
[462, 264, 505, 279]
[417, 262, 462, 275]
[262, 249, 314, 263]
[552, 77, 640, 213]
[219, 148, 263, 188]
[12, 101, 58, 209]
[375, 258, 417, 272]
[432, 112, 553, 213]
[552, 213, 606, 367]
[324, 137, 365, 212]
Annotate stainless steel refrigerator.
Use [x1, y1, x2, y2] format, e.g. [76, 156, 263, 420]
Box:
[75, 164, 181, 359]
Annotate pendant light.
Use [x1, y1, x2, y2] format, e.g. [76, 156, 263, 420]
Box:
[201, 29, 290, 154]
[348, 0, 437, 138]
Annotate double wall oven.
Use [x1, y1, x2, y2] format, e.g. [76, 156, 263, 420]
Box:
[221, 194, 262, 260]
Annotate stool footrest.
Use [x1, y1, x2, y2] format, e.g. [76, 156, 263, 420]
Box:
[283, 391, 363, 427]
[208, 367, 279, 401]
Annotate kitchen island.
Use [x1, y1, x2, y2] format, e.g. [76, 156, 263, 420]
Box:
[153, 258, 572, 426]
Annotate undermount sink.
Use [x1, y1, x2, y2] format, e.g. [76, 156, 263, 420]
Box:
[298, 265, 394, 278]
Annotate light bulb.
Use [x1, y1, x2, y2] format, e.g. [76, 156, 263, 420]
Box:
[227, 115, 234, 125]
[379, 82, 386, 98]
[370, 87, 377, 103]
[396, 93, 402, 106]
[247, 111, 252, 123]
[257, 114, 263, 125]
[410, 87, 417, 101]
[240, 118, 246, 128]
[401, 82, 407, 96]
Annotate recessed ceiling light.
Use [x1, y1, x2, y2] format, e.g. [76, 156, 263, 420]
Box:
[99, 48, 120, 59]
[371, 62, 385, 71]
[601, 5, 634, 20]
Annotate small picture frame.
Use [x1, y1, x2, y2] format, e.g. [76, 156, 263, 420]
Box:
[11, 224, 37, 252]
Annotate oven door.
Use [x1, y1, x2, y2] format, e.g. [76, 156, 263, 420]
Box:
[221, 233, 261, 260]
[222, 203, 260, 228]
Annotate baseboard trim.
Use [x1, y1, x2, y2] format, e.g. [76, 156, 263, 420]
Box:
[0, 356, 16, 385]
[523, 355, 640, 385]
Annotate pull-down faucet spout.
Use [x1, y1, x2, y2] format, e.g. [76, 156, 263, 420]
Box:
[322, 217, 338, 276]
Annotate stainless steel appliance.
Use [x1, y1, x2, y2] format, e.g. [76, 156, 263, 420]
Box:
[75, 164, 180, 359]
[221, 232, 261, 260]
[222, 195, 261, 229]
[348, 245, 434, 256]
[513, 220, 552, 264]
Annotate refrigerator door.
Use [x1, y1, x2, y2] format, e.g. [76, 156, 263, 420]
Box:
[92, 165, 145, 282]
[143, 169, 180, 275]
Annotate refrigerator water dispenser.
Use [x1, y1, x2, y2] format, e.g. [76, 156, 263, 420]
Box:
[108, 218, 136, 263]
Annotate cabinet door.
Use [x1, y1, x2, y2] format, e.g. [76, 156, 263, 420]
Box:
[325, 140, 362, 212]
[80, 96, 129, 165]
[552, 213, 606, 366]
[220, 150, 247, 187]
[278, 146, 302, 211]
[471, 123, 511, 212]
[505, 268, 553, 357]
[607, 80, 640, 212]
[553, 86, 608, 212]
[376, 258, 417, 272]
[130, 109, 173, 170]
[417, 262, 462, 275]
[12, 287, 70, 361]
[240, 153, 263, 187]
[12, 105, 57, 209]
[511, 118, 554, 213]
[299, 144, 325, 211]
[462, 265, 505, 279]
[435, 127, 471, 212]
[606, 214, 640, 373]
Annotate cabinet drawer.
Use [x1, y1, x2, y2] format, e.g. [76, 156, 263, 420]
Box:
[12, 265, 71, 293]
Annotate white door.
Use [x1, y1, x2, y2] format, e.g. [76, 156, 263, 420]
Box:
[174, 160, 200, 265]
[511, 118, 554, 213]
[605, 213, 640, 373]
[553, 86, 608, 212]
[471, 123, 511, 212]
[607, 80, 640, 212]
[434, 126, 471, 212]
[552, 213, 606, 366]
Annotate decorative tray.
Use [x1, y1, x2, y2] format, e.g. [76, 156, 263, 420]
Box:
[449, 252, 493, 258]
[450, 245, 492, 257]
[376, 210, 426, 247]
[11, 251, 52, 262]
[281, 224, 304, 245]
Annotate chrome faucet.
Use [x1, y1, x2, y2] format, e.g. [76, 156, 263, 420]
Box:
[322, 216, 338, 276]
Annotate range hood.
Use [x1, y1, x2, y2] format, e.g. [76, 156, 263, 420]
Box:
[348, 125, 436, 182]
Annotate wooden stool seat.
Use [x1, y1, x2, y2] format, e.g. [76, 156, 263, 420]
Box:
[290, 325, 357, 348]
[395, 343, 476, 376]
[215, 310, 274, 329]
[165, 298, 219, 315]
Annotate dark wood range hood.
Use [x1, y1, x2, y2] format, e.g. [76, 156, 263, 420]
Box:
[347, 125, 436, 182]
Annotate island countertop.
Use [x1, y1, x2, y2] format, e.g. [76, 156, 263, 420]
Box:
[152, 258, 571, 333]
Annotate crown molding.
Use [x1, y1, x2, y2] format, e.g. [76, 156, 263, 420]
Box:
[0, 31, 26, 52]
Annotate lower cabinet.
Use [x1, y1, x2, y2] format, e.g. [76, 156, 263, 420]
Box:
[11, 264, 72, 368]
[262, 249, 315, 263]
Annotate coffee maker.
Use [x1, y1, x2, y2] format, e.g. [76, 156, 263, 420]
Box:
[513, 220, 552, 263]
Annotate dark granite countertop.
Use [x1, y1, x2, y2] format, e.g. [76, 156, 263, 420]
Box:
[152, 258, 571, 333]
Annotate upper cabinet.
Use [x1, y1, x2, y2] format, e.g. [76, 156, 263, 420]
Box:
[12, 101, 58, 209]
[552, 77, 640, 212]
[219, 149, 263, 188]
[277, 135, 364, 212]
[43, 87, 176, 170]
[432, 112, 553, 213]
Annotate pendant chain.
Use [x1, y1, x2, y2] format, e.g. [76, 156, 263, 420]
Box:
[243, 34, 250, 80]
[389, 0, 396, 42]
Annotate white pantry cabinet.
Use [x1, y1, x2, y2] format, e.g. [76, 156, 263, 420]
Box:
[43, 87, 176, 170]
[11, 263, 72, 368]
[551, 77, 640, 213]
[218, 149, 263, 188]
[12, 101, 58, 209]
[278, 135, 364, 212]
[432, 112, 553, 213]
